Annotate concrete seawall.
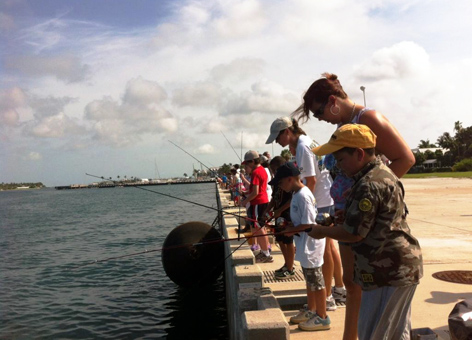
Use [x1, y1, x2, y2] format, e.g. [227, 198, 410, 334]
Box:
[216, 178, 472, 340]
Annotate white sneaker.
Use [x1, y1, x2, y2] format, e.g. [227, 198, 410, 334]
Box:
[332, 286, 347, 306]
[326, 295, 337, 311]
[298, 314, 331, 331]
[290, 305, 316, 324]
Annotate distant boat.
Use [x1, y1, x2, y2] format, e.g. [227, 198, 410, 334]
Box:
[17, 186, 30, 189]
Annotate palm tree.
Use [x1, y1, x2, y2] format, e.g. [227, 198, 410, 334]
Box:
[418, 139, 436, 148]
[281, 149, 292, 161]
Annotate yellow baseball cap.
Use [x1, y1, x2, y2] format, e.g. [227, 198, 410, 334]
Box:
[312, 124, 377, 156]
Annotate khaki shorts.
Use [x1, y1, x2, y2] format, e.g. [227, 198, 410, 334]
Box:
[302, 266, 325, 292]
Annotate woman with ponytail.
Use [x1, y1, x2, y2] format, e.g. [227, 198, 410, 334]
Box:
[292, 73, 415, 340]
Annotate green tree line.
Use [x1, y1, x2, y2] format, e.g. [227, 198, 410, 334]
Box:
[0, 182, 45, 190]
[413, 121, 472, 172]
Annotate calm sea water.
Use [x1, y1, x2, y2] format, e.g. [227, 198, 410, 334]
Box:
[0, 184, 228, 339]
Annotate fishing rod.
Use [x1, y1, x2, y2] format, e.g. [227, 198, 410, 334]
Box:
[221, 131, 242, 163]
[238, 131, 243, 239]
[85, 173, 260, 224]
[168, 140, 213, 173]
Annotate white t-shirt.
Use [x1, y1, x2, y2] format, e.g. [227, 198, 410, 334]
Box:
[290, 186, 325, 268]
[264, 167, 273, 198]
[296, 135, 334, 208]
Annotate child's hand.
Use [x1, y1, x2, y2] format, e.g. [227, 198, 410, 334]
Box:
[334, 210, 345, 225]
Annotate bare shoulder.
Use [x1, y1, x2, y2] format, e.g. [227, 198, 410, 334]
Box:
[358, 110, 404, 143]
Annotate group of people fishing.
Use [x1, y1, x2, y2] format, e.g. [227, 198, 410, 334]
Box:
[224, 73, 423, 339]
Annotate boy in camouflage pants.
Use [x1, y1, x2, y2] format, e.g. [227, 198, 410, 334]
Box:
[309, 124, 423, 340]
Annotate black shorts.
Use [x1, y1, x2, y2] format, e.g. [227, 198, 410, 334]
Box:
[247, 203, 268, 229]
[274, 223, 293, 245]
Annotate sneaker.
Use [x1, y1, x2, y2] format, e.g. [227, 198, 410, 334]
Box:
[326, 295, 337, 311]
[275, 269, 295, 280]
[298, 314, 331, 331]
[332, 286, 347, 306]
[275, 264, 295, 274]
[275, 265, 287, 274]
[255, 253, 273, 263]
[290, 305, 315, 324]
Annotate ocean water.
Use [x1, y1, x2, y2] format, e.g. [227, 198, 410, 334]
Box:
[0, 184, 228, 339]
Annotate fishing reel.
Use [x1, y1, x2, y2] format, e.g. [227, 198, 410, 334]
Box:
[315, 212, 334, 226]
[275, 217, 289, 228]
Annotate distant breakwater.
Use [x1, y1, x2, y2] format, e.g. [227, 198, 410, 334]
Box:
[55, 179, 216, 190]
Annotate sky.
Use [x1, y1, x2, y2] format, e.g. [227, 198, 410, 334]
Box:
[1, 0, 472, 187]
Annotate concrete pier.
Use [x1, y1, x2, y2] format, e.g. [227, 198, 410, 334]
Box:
[217, 177, 472, 339]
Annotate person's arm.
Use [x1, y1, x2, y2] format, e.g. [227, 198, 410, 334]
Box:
[284, 223, 312, 236]
[274, 200, 291, 218]
[304, 175, 316, 193]
[359, 110, 415, 177]
[262, 199, 275, 219]
[309, 224, 363, 243]
[240, 184, 258, 206]
[241, 175, 250, 187]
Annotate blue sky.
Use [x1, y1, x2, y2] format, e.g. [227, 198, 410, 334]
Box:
[1, 0, 472, 186]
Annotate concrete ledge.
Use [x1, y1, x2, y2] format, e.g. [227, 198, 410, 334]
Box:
[242, 308, 290, 340]
[234, 264, 263, 289]
[275, 293, 308, 308]
[238, 287, 271, 312]
[232, 249, 255, 266]
[258, 294, 280, 310]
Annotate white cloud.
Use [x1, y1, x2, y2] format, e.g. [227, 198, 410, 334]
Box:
[28, 95, 76, 118]
[172, 81, 222, 107]
[219, 79, 299, 115]
[236, 131, 268, 149]
[84, 97, 121, 120]
[195, 143, 216, 154]
[84, 77, 177, 146]
[212, 0, 267, 38]
[0, 108, 20, 126]
[0, 87, 28, 126]
[123, 76, 168, 105]
[28, 151, 42, 160]
[200, 118, 228, 133]
[159, 117, 178, 133]
[5, 54, 91, 83]
[353, 41, 430, 81]
[210, 58, 266, 82]
[30, 112, 84, 138]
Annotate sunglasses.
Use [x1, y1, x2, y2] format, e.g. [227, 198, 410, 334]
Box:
[276, 129, 286, 143]
[312, 102, 326, 118]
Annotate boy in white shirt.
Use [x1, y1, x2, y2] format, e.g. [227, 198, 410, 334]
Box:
[269, 162, 331, 332]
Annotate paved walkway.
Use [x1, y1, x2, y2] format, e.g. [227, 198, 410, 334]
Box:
[233, 177, 472, 339]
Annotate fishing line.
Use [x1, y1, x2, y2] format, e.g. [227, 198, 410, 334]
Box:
[168, 140, 213, 173]
[238, 131, 243, 240]
[70, 227, 293, 270]
[85, 172, 258, 224]
[221, 130, 242, 163]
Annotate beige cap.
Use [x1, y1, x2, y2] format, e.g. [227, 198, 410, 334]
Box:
[266, 117, 293, 144]
[242, 150, 259, 164]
